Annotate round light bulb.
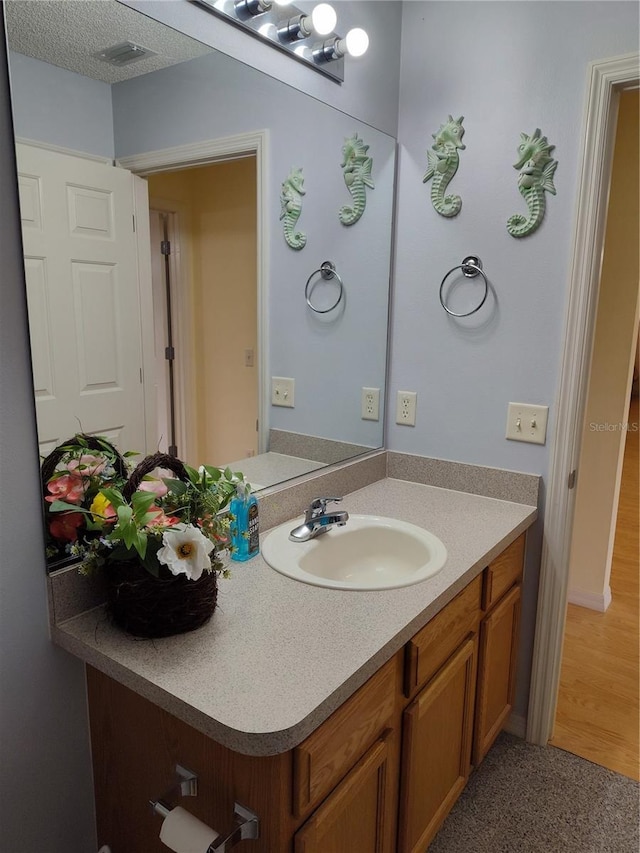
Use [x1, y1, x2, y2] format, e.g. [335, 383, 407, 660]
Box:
[311, 3, 337, 35]
[344, 27, 369, 57]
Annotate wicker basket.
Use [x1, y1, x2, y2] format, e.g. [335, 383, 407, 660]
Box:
[105, 452, 218, 638]
[41, 434, 129, 570]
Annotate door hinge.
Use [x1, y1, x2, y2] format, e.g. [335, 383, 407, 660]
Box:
[568, 469, 577, 489]
[165, 346, 175, 361]
[132, 214, 136, 232]
[256, 419, 259, 432]
[161, 240, 171, 256]
[139, 367, 143, 383]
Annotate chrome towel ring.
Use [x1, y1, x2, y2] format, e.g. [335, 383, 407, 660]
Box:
[439, 256, 489, 317]
[305, 261, 344, 314]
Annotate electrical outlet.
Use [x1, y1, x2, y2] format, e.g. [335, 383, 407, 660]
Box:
[271, 376, 295, 408]
[506, 402, 549, 445]
[361, 387, 380, 421]
[396, 391, 417, 426]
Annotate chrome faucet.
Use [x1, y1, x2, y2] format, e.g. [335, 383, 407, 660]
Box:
[289, 497, 349, 542]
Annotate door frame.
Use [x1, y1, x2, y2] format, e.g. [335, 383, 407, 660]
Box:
[147, 204, 194, 461]
[527, 52, 640, 745]
[119, 130, 269, 455]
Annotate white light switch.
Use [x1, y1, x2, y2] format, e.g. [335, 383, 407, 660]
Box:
[271, 376, 295, 408]
[506, 402, 549, 445]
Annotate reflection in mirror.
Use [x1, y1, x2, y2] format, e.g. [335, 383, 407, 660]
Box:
[6, 0, 395, 504]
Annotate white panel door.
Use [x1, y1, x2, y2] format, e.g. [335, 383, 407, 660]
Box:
[17, 144, 147, 457]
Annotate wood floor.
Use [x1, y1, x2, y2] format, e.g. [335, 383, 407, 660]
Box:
[551, 396, 639, 780]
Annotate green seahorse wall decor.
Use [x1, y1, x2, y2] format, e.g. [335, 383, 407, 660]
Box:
[339, 132, 374, 226]
[423, 115, 466, 217]
[280, 166, 307, 250]
[507, 128, 558, 238]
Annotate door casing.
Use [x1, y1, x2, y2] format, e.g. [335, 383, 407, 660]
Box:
[527, 52, 640, 746]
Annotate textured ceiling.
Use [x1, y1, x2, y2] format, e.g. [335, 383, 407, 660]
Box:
[5, 0, 212, 84]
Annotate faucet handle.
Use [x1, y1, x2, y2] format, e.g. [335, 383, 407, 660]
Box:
[307, 496, 342, 518]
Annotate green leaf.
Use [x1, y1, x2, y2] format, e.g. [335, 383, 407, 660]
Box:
[140, 538, 162, 576]
[101, 488, 126, 510]
[121, 521, 136, 550]
[203, 465, 222, 482]
[117, 504, 133, 524]
[164, 478, 187, 496]
[131, 490, 157, 516]
[184, 464, 200, 485]
[108, 543, 135, 562]
[135, 530, 148, 560]
[123, 450, 139, 458]
[48, 500, 89, 514]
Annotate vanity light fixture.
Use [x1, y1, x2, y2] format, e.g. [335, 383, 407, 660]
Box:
[234, 0, 273, 17]
[277, 3, 337, 42]
[192, 0, 368, 82]
[313, 27, 370, 63]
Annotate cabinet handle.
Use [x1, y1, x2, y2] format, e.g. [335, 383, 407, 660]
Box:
[484, 568, 494, 609]
[404, 641, 419, 697]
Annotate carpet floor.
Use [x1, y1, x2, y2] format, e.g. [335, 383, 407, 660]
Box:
[428, 733, 639, 852]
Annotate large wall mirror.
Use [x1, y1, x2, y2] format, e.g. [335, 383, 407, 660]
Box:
[5, 0, 395, 501]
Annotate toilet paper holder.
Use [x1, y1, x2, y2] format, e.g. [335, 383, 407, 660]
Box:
[150, 764, 260, 851]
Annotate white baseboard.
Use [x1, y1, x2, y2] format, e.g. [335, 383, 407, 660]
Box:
[567, 585, 612, 612]
[504, 713, 527, 739]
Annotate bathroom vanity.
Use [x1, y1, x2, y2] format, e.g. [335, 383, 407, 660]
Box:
[50, 473, 536, 852]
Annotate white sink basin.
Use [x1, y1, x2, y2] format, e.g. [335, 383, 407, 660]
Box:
[261, 514, 447, 590]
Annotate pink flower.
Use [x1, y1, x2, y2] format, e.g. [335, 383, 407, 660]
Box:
[66, 454, 106, 477]
[45, 473, 86, 504]
[138, 477, 168, 498]
[146, 506, 179, 529]
[49, 512, 84, 542]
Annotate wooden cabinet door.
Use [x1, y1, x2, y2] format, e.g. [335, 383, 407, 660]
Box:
[398, 636, 477, 853]
[473, 583, 521, 765]
[295, 735, 395, 853]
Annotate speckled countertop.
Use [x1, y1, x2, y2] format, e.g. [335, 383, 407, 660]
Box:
[51, 478, 536, 756]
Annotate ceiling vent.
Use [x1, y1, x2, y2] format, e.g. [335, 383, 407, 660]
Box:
[94, 41, 157, 66]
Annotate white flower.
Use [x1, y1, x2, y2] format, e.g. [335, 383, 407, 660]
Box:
[157, 523, 214, 581]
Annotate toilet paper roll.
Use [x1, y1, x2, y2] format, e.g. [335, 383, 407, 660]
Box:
[159, 806, 220, 853]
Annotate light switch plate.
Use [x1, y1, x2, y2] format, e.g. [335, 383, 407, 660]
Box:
[506, 402, 549, 445]
[271, 376, 295, 408]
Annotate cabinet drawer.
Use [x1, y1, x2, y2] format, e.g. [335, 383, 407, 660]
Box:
[293, 655, 398, 817]
[482, 534, 525, 611]
[404, 574, 481, 698]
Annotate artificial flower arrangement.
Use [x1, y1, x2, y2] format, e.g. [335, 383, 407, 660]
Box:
[42, 435, 247, 637]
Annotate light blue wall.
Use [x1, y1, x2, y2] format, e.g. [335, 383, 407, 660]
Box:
[389, 1, 639, 472]
[8, 51, 114, 159]
[112, 51, 395, 446]
[388, 0, 639, 717]
[0, 22, 97, 853]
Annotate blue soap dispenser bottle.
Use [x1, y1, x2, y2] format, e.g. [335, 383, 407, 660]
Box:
[230, 481, 259, 562]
